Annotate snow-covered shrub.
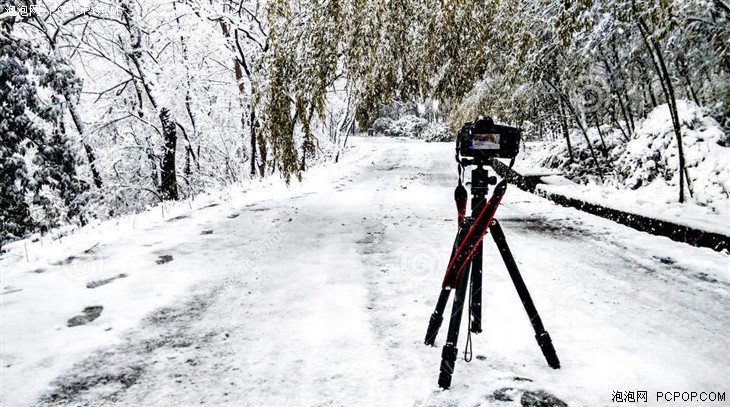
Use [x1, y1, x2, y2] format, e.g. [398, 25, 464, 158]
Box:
[371, 117, 394, 134]
[528, 126, 622, 185]
[386, 115, 428, 138]
[615, 101, 730, 205]
[422, 122, 453, 142]
[372, 115, 426, 138]
[526, 100, 730, 205]
[371, 115, 452, 141]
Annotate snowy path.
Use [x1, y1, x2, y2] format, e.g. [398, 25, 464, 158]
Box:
[2, 137, 729, 406]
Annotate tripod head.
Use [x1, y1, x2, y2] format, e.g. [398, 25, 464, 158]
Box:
[469, 165, 497, 197]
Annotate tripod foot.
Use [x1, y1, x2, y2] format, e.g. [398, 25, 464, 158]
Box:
[536, 331, 560, 369]
[425, 289, 451, 346]
[438, 344, 458, 389]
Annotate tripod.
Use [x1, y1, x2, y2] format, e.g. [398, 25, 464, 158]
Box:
[424, 164, 560, 389]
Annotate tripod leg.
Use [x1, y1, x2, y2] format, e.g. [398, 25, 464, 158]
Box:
[438, 259, 472, 389]
[425, 288, 451, 345]
[425, 234, 462, 345]
[469, 242, 483, 334]
[489, 219, 560, 369]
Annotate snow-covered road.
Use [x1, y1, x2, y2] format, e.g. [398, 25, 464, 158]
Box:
[2, 137, 729, 406]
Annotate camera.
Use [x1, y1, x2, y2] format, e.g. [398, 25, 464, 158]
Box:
[457, 116, 521, 164]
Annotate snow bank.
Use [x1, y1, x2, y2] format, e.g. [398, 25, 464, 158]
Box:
[616, 101, 730, 206]
[522, 100, 730, 236]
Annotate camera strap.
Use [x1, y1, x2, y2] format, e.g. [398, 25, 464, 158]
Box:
[454, 163, 467, 224]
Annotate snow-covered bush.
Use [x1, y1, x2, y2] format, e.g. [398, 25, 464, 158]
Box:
[372, 115, 426, 138]
[615, 101, 730, 205]
[422, 122, 453, 142]
[371, 115, 452, 141]
[528, 126, 622, 185]
[526, 100, 730, 205]
[387, 115, 428, 138]
[371, 117, 394, 134]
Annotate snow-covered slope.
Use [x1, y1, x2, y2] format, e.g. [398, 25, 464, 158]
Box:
[2, 137, 729, 406]
[524, 101, 730, 236]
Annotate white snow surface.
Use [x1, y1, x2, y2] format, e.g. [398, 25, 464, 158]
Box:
[1, 137, 729, 406]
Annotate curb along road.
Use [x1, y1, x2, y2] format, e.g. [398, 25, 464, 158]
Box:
[491, 159, 730, 253]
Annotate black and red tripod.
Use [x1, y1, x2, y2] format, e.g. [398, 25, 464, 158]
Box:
[424, 160, 560, 389]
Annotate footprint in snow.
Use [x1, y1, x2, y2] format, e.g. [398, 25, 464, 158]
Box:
[520, 389, 568, 406]
[489, 387, 567, 407]
[86, 273, 128, 289]
[2, 286, 23, 295]
[156, 254, 174, 265]
[67, 306, 104, 327]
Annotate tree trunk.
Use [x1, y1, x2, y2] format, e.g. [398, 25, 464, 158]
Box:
[159, 108, 179, 200]
[626, 100, 636, 133]
[594, 114, 609, 157]
[609, 105, 630, 142]
[565, 96, 599, 167]
[637, 16, 687, 203]
[655, 46, 687, 203]
[65, 93, 103, 188]
[250, 104, 257, 177]
[30, 12, 104, 190]
[257, 132, 267, 176]
[174, 0, 198, 174]
[610, 46, 636, 133]
[647, 84, 658, 108]
[124, 52, 160, 188]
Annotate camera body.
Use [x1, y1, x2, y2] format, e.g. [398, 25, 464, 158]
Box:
[457, 116, 521, 164]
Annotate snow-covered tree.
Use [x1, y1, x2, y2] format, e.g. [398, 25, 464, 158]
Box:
[1, 7, 87, 247]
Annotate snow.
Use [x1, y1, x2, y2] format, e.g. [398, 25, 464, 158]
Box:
[535, 182, 730, 237]
[0, 143, 372, 406]
[2, 137, 730, 406]
[539, 175, 577, 186]
[522, 100, 730, 237]
[617, 100, 730, 206]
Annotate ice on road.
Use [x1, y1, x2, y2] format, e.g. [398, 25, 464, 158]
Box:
[2, 137, 729, 406]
